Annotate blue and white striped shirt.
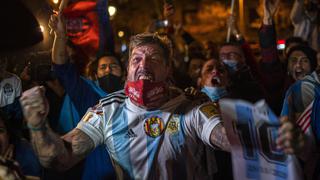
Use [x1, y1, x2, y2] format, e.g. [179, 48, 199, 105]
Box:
[77, 90, 220, 179]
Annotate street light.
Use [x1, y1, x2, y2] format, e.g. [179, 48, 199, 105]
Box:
[118, 31, 124, 38]
[52, 0, 59, 5]
[108, 6, 117, 17]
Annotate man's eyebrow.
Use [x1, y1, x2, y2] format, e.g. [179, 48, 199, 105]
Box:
[131, 52, 142, 56]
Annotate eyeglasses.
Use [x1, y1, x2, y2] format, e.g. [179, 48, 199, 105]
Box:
[219, 52, 242, 60]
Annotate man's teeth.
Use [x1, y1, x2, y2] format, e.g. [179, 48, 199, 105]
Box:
[139, 75, 153, 81]
[212, 77, 221, 84]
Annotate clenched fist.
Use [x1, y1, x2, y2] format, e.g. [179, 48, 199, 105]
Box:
[20, 86, 49, 128]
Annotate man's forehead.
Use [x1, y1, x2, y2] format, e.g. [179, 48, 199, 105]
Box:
[220, 45, 241, 53]
[99, 56, 118, 65]
[132, 44, 163, 55]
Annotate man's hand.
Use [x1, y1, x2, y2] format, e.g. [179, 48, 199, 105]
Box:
[48, 11, 66, 38]
[20, 86, 49, 128]
[263, 0, 280, 25]
[276, 116, 305, 154]
[227, 15, 238, 35]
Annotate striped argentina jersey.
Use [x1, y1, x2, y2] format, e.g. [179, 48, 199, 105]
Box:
[281, 71, 320, 117]
[76, 89, 220, 179]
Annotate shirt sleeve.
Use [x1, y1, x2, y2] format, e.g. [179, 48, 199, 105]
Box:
[281, 80, 315, 117]
[183, 102, 221, 148]
[76, 105, 105, 148]
[15, 75, 22, 98]
[53, 63, 102, 115]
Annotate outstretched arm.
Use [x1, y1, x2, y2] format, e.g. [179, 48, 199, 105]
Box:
[20, 86, 95, 171]
[31, 127, 94, 171]
[210, 123, 231, 152]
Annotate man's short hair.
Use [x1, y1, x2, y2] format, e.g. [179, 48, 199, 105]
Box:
[220, 42, 242, 50]
[219, 42, 244, 58]
[128, 33, 172, 65]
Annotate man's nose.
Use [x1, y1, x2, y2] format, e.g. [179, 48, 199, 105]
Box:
[105, 65, 112, 75]
[211, 68, 219, 76]
[295, 60, 302, 68]
[139, 57, 150, 68]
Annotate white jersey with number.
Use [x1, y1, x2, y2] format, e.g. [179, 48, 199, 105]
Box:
[77, 90, 220, 180]
[220, 99, 303, 180]
[0, 73, 22, 107]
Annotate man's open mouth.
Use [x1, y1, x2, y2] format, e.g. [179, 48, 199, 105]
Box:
[211, 76, 221, 85]
[138, 74, 154, 82]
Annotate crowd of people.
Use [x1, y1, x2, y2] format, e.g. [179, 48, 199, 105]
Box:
[0, 0, 320, 179]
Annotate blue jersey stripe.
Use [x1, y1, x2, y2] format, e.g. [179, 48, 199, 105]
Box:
[235, 103, 260, 180]
[268, 107, 288, 180]
[111, 106, 134, 178]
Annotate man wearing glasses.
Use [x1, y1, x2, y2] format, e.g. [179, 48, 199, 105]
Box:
[218, 42, 266, 103]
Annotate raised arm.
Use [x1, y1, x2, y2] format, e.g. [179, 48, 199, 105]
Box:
[49, 10, 68, 65]
[290, 0, 305, 24]
[20, 86, 95, 171]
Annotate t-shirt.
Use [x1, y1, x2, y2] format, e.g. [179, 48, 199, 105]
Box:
[77, 90, 220, 180]
[281, 72, 320, 180]
[281, 71, 320, 117]
[0, 73, 21, 108]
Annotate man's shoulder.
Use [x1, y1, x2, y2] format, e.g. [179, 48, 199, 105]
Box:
[1, 72, 20, 82]
[289, 73, 319, 94]
[172, 87, 211, 114]
[98, 90, 127, 108]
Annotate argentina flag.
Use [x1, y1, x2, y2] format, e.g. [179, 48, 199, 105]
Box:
[220, 99, 303, 180]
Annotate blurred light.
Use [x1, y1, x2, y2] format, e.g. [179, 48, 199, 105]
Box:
[277, 39, 286, 44]
[40, 25, 44, 32]
[52, 0, 59, 4]
[277, 39, 285, 50]
[163, 20, 168, 26]
[121, 44, 127, 52]
[277, 44, 285, 50]
[108, 6, 117, 17]
[118, 31, 124, 38]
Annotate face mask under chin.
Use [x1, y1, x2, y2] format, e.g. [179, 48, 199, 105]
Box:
[97, 74, 123, 94]
[201, 86, 228, 101]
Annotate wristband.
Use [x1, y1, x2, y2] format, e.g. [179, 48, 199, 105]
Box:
[27, 120, 47, 131]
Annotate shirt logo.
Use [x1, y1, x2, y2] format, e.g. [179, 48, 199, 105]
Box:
[3, 83, 13, 97]
[125, 129, 137, 139]
[166, 115, 180, 135]
[200, 102, 220, 119]
[144, 116, 164, 138]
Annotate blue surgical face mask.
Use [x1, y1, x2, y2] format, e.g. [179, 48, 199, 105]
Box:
[201, 86, 228, 101]
[223, 59, 238, 74]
